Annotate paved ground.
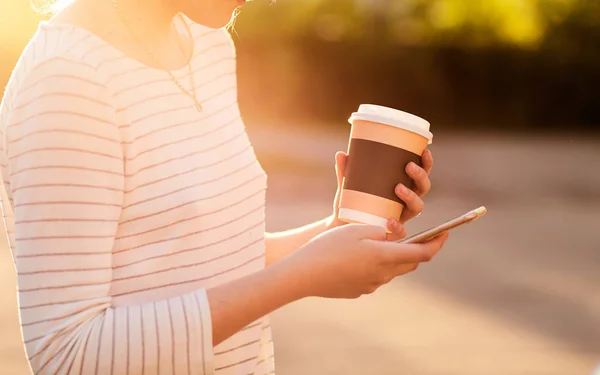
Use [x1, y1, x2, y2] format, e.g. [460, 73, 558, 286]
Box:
[256, 126, 600, 375]
[0, 126, 598, 374]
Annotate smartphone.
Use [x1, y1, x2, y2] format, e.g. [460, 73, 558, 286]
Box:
[397, 206, 487, 244]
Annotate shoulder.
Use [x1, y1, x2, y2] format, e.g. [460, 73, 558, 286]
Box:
[1, 23, 114, 122]
[184, 19, 238, 88]
[3, 22, 117, 100]
[0, 26, 117, 139]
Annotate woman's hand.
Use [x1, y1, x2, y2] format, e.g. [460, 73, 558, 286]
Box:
[286, 224, 449, 299]
[328, 149, 434, 240]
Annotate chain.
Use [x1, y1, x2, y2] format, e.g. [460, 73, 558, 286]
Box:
[110, 0, 203, 112]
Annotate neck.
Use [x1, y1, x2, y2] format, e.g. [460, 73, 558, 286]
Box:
[110, 0, 178, 41]
[52, 0, 194, 71]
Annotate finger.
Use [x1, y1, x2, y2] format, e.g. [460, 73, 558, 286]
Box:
[371, 232, 449, 264]
[422, 149, 434, 175]
[394, 263, 419, 276]
[386, 218, 407, 241]
[335, 151, 347, 187]
[395, 184, 424, 222]
[429, 232, 450, 256]
[420, 232, 449, 257]
[377, 274, 395, 286]
[405, 162, 431, 197]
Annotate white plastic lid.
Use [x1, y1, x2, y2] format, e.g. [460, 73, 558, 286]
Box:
[349, 104, 433, 143]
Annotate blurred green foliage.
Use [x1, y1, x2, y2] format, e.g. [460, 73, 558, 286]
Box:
[232, 0, 600, 131]
[1, 0, 598, 131]
[237, 0, 599, 51]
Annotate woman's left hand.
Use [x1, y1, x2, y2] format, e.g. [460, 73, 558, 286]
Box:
[327, 149, 434, 241]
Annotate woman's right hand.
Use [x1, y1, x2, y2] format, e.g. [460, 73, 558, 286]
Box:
[287, 224, 449, 300]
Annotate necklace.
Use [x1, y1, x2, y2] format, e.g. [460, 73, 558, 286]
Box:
[110, 0, 203, 112]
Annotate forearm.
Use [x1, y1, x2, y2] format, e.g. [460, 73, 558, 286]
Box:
[207, 255, 308, 345]
[265, 216, 333, 266]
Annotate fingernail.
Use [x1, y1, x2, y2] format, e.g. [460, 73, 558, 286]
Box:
[396, 184, 409, 195]
[409, 162, 419, 172]
[387, 218, 395, 228]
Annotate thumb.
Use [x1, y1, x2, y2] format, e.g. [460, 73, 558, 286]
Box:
[383, 232, 450, 264]
[335, 151, 347, 186]
[345, 223, 387, 241]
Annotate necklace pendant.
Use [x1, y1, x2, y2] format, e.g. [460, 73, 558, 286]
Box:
[195, 101, 203, 112]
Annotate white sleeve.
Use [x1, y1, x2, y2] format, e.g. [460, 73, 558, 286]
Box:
[2, 56, 214, 375]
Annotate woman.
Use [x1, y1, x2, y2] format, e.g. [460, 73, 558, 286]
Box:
[0, 0, 448, 374]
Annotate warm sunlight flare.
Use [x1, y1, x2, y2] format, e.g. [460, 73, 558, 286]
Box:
[0, 1, 597, 375]
[0, 0, 584, 49]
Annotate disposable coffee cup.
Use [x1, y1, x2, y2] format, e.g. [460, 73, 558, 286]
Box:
[338, 104, 433, 232]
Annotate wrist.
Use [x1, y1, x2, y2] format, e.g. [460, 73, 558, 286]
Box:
[271, 251, 315, 300]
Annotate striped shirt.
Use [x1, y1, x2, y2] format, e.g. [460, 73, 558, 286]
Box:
[0, 16, 273, 375]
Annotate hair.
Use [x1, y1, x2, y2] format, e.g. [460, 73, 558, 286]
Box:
[226, 7, 241, 32]
[32, 0, 72, 14]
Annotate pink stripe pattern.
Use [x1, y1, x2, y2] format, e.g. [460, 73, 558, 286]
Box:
[0, 15, 274, 375]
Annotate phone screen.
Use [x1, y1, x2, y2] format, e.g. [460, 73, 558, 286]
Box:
[397, 206, 487, 244]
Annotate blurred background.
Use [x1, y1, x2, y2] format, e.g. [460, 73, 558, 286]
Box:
[1, 0, 599, 374]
